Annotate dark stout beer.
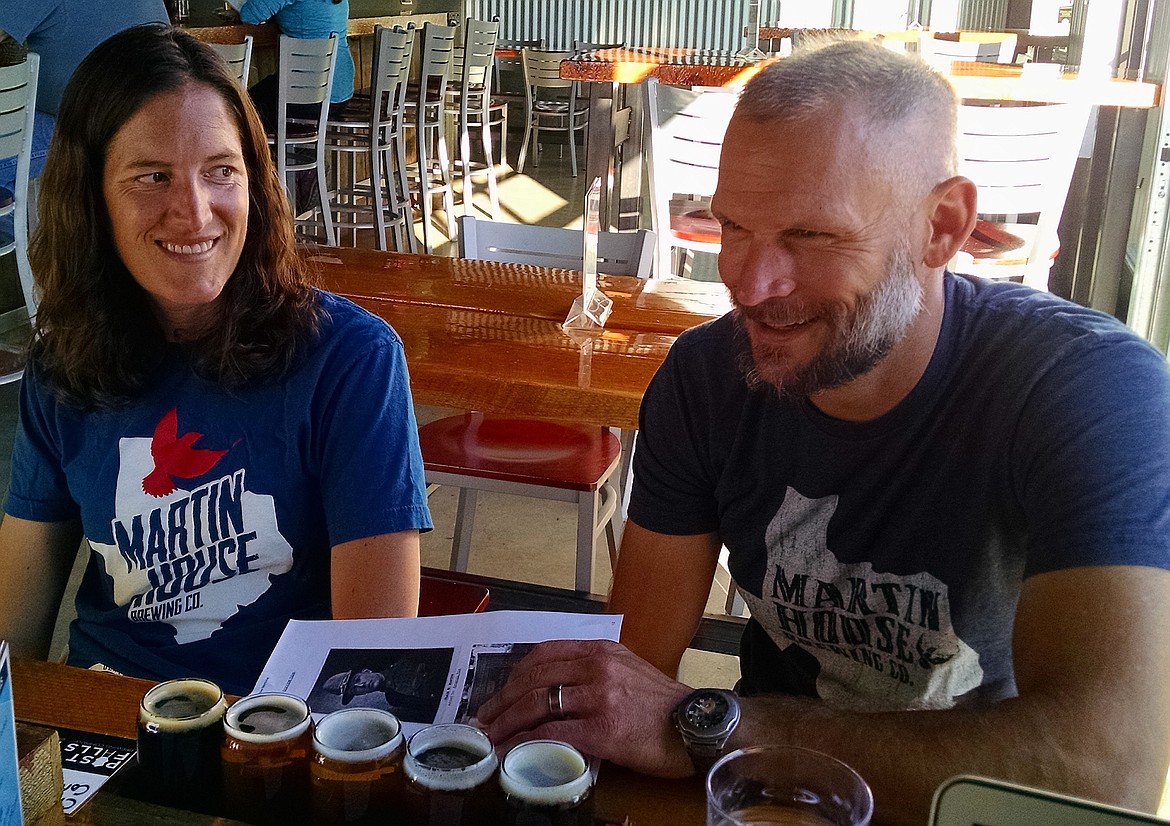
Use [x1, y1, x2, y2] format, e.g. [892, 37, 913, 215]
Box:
[403, 724, 500, 825]
[499, 740, 594, 826]
[221, 692, 312, 825]
[136, 677, 227, 812]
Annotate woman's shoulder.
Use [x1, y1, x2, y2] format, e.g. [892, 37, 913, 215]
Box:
[312, 289, 403, 351]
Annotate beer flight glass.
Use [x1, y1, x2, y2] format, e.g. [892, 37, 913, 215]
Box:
[221, 692, 313, 825]
[310, 707, 406, 825]
[403, 723, 500, 825]
[135, 677, 227, 812]
[499, 739, 595, 825]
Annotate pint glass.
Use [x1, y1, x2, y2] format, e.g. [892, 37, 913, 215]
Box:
[310, 707, 405, 825]
[136, 677, 227, 812]
[499, 740, 594, 826]
[403, 723, 499, 825]
[221, 692, 313, 825]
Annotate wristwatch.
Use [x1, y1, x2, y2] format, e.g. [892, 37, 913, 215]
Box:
[672, 688, 741, 774]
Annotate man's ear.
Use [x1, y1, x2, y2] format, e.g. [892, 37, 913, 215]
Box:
[922, 175, 977, 268]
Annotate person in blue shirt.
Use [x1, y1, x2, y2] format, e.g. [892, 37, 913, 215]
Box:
[0, 25, 429, 696]
[234, 0, 354, 134]
[0, 0, 169, 192]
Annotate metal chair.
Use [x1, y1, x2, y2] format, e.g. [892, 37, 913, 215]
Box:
[208, 35, 253, 86]
[418, 214, 657, 593]
[269, 34, 339, 246]
[516, 48, 588, 177]
[917, 32, 1019, 70]
[325, 25, 415, 251]
[0, 52, 39, 350]
[951, 100, 1090, 291]
[446, 19, 504, 219]
[404, 22, 458, 254]
[644, 78, 740, 277]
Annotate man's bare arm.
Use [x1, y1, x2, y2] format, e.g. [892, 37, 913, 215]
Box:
[0, 514, 83, 658]
[728, 565, 1170, 824]
[607, 521, 722, 676]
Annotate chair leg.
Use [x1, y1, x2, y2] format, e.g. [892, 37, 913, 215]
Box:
[574, 490, 597, 593]
[394, 129, 417, 254]
[316, 153, 336, 246]
[417, 118, 435, 254]
[435, 128, 456, 247]
[449, 487, 478, 573]
[480, 112, 500, 220]
[369, 139, 387, 251]
[517, 114, 533, 172]
[460, 115, 474, 218]
[569, 121, 579, 178]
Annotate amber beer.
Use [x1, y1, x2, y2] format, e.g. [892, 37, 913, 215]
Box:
[136, 677, 227, 812]
[499, 740, 594, 826]
[221, 692, 313, 825]
[310, 707, 405, 825]
[403, 724, 500, 825]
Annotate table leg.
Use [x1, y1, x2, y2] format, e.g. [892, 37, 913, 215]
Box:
[583, 80, 616, 229]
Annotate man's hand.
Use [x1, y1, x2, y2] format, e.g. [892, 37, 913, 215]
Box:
[477, 639, 696, 777]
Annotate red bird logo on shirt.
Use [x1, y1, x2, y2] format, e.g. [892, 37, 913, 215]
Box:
[141, 408, 228, 497]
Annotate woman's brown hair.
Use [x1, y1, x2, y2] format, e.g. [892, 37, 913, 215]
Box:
[29, 23, 320, 409]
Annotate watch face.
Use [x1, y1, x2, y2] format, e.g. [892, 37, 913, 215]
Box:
[683, 692, 730, 731]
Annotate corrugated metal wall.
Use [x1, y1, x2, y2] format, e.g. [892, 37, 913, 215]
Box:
[957, 0, 1009, 29]
[468, 0, 752, 50]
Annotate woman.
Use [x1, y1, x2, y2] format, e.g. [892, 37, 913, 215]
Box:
[236, 0, 354, 133]
[0, 24, 430, 695]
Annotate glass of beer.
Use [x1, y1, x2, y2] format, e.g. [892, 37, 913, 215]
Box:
[136, 677, 227, 812]
[403, 723, 500, 825]
[310, 707, 405, 825]
[706, 745, 874, 826]
[221, 692, 313, 825]
[499, 739, 594, 825]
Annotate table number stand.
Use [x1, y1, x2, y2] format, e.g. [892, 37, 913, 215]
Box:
[735, 0, 768, 62]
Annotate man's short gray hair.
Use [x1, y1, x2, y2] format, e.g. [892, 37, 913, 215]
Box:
[737, 38, 959, 195]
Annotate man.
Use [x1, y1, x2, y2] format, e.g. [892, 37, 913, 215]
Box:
[0, 0, 169, 189]
[479, 39, 1170, 824]
[321, 664, 441, 722]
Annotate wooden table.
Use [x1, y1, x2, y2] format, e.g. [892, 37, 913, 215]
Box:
[560, 46, 1161, 231]
[12, 658, 707, 825]
[298, 246, 728, 430]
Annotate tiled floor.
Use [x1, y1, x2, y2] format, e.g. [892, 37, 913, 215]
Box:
[5, 133, 740, 691]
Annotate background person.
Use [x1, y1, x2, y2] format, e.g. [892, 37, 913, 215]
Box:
[0, 0, 169, 192]
[0, 24, 430, 696]
[480, 39, 1170, 824]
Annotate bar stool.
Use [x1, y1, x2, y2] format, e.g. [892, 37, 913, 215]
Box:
[445, 18, 504, 219]
[268, 34, 339, 246]
[208, 35, 253, 87]
[517, 48, 587, 177]
[325, 25, 415, 251]
[403, 22, 457, 253]
[0, 53, 39, 346]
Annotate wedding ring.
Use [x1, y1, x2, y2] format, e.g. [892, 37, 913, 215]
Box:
[547, 683, 565, 720]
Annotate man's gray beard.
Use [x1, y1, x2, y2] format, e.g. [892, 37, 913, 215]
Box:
[735, 239, 924, 399]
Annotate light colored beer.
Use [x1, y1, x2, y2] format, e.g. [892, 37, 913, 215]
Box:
[310, 707, 405, 825]
[221, 693, 312, 825]
[722, 804, 837, 825]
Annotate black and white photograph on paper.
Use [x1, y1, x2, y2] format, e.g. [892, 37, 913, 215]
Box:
[456, 642, 537, 723]
[308, 647, 454, 722]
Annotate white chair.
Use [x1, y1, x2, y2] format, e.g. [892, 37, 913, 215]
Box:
[209, 35, 253, 86]
[951, 100, 1090, 291]
[644, 78, 740, 278]
[0, 52, 39, 341]
[516, 48, 588, 177]
[418, 215, 657, 593]
[404, 22, 458, 253]
[325, 25, 415, 251]
[446, 19, 505, 219]
[270, 34, 339, 246]
[918, 32, 1018, 70]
